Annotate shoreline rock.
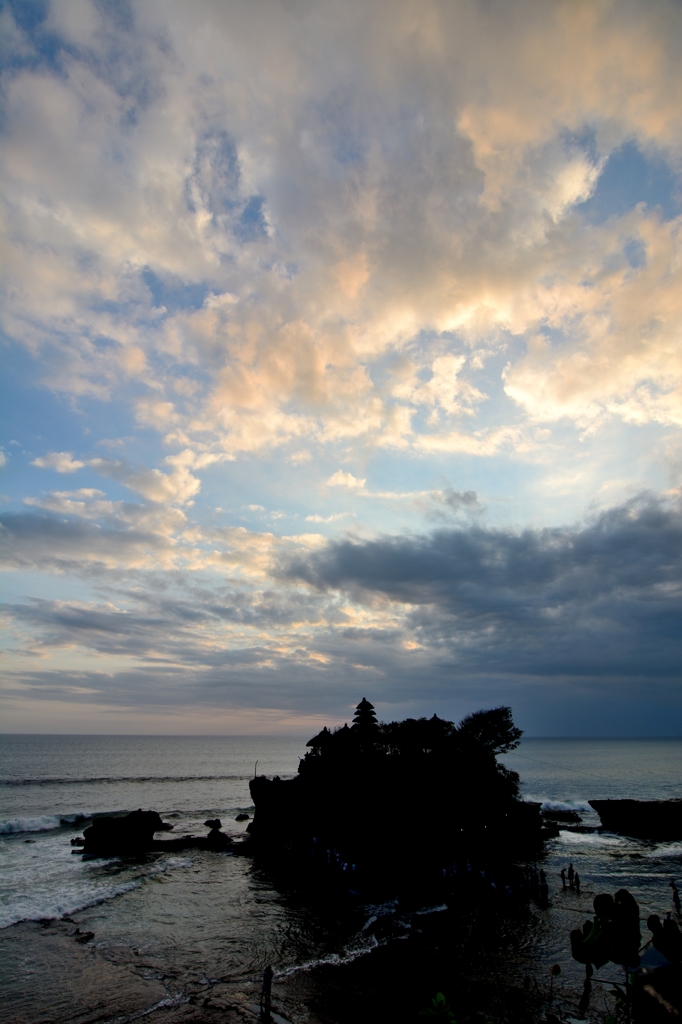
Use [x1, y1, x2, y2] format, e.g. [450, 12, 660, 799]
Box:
[79, 809, 233, 856]
[589, 799, 682, 840]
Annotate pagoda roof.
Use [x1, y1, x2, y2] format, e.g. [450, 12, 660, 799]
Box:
[306, 726, 331, 747]
[355, 697, 375, 710]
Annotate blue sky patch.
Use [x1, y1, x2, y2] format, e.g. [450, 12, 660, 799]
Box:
[579, 140, 681, 223]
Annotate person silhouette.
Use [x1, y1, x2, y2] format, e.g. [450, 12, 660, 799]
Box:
[670, 880, 681, 914]
[260, 965, 274, 1019]
[574, 871, 581, 894]
[567, 863, 575, 887]
[560, 868, 567, 890]
[648, 914, 682, 963]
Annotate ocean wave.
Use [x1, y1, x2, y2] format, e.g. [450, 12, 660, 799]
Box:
[0, 774, 251, 787]
[0, 878, 144, 930]
[646, 842, 682, 859]
[524, 797, 594, 813]
[558, 829, 624, 847]
[0, 849, 194, 930]
[0, 813, 92, 835]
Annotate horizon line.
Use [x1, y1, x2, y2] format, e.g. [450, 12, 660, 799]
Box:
[1, 733, 680, 740]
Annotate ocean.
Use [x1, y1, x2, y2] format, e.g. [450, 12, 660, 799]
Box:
[1, 735, 680, 1023]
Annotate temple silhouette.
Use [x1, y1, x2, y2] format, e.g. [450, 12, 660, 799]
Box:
[248, 699, 543, 894]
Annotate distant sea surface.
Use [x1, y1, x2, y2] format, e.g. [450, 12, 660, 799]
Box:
[1, 735, 680, 1022]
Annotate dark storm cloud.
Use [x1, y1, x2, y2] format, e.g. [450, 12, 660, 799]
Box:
[2, 586, 328, 664]
[284, 494, 682, 680]
[0, 512, 173, 572]
[3, 497, 681, 733]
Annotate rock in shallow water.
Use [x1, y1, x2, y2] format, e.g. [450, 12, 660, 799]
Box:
[80, 809, 233, 855]
[589, 799, 682, 840]
[82, 810, 174, 854]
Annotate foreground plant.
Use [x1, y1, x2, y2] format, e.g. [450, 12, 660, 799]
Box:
[419, 992, 463, 1022]
[569, 888, 640, 1019]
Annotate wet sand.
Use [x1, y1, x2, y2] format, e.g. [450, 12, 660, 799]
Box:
[0, 906, 563, 1024]
[4, 878, 664, 1024]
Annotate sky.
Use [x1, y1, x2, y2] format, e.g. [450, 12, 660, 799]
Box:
[1, 0, 681, 736]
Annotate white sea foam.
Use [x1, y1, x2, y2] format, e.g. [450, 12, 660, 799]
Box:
[558, 829, 624, 847]
[0, 837, 194, 930]
[274, 934, 380, 978]
[646, 842, 682, 859]
[274, 895, 433, 978]
[360, 898, 398, 931]
[524, 797, 594, 813]
[0, 812, 91, 835]
[111, 991, 191, 1024]
[0, 878, 144, 930]
[413, 903, 448, 916]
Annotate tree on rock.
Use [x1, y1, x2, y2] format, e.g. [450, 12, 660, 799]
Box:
[457, 706, 522, 756]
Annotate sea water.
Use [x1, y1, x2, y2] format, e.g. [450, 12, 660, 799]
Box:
[1, 735, 680, 1021]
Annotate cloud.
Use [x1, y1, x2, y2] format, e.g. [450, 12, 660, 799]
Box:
[426, 488, 482, 520]
[0, 511, 177, 572]
[134, 398, 179, 430]
[397, 355, 486, 418]
[30, 448, 218, 507]
[289, 450, 313, 464]
[284, 493, 682, 681]
[23, 488, 187, 536]
[2, 490, 681, 732]
[327, 471, 366, 489]
[2, 0, 681, 463]
[2, 1, 682, 734]
[31, 451, 85, 473]
[305, 513, 355, 523]
[126, 452, 203, 505]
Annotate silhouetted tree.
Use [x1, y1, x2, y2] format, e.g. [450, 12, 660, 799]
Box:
[456, 706, 522, 756]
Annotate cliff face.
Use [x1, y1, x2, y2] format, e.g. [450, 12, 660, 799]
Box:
[247, 706, 542, 889]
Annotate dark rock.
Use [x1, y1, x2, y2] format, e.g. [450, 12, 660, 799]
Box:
[82, 809, 173, 854]
[541, 808, 582, 824]
[81, 814, 235, 855]
[235, 813, 250, 821]
[202, 819, 232, 851]
[589, 799, 682, 840]
[24, 839, 36, 844]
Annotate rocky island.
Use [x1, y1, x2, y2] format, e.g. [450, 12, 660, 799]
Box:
[246, 699, 544, 896]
